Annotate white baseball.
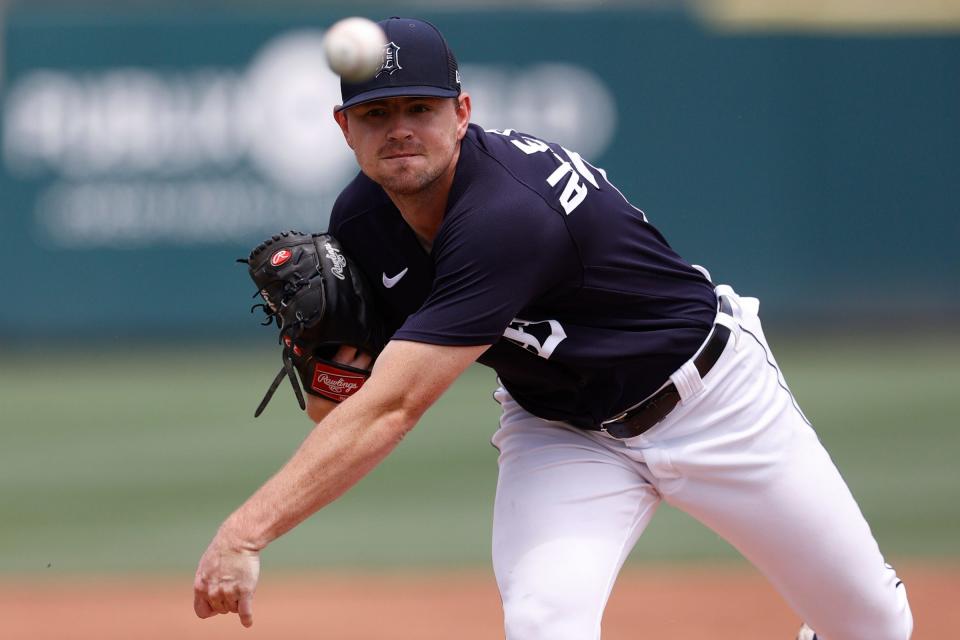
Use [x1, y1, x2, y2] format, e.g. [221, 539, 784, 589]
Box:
[323, 17, 387, 83]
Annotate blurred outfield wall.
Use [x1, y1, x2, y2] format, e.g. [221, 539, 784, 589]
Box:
[0, 5, 958, 341]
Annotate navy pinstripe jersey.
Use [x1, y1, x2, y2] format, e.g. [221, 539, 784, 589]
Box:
[329, 123, 716, 428]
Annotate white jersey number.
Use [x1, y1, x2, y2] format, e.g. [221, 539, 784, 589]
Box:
[487, 128, 600, 215]
[503, 318, 567, 360]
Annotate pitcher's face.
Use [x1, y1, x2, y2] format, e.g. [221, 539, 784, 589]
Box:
[335, 95, 470, 196]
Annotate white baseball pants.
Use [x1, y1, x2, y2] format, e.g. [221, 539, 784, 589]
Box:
[490, 286, 912, 640]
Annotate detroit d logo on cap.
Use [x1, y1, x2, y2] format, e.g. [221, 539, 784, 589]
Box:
[376, 42, 402, 77]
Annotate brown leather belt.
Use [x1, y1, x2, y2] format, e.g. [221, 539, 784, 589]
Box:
[597, 296, 733, 440]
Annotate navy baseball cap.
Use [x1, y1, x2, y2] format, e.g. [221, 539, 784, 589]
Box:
[336, 17, 461, 112]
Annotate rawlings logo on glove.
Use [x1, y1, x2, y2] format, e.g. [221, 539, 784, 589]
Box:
[270, 249, 293, 267]
[240, 230, 386, 416]
[310, 361, 367, 401]
[323, 242, 347, 280]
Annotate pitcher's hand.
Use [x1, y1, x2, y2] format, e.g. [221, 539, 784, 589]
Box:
[193, 528, 261, 628]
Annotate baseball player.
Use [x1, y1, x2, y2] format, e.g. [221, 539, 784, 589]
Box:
[194, 17, 913, 640]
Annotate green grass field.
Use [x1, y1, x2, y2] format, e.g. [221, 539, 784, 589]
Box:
[1, 333, 958, 574]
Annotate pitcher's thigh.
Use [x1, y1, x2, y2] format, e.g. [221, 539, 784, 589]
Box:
[669, 422, 911, 640]
[492, 421, 659, 640]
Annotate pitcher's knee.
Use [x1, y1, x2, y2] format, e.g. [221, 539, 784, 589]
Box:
[817, 584, 913, 640]
[822, 611, 912, 640]
[502, 593, 599, 640]
[872, 593, 913, 640]
[861, 579, 913, 640]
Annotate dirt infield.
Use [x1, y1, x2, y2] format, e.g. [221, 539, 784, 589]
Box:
[2, 565, 955, 639]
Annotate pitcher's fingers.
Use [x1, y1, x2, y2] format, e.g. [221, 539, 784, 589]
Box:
[333, 344, 373, 369]
[355, 351, 373, 368]
[333, 344, 359, 363]
[194, 592, 215, 619]
[206, 588, 230, 615]
[239, 593, 255, 628]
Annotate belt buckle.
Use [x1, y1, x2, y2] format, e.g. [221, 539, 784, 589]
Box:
[599, 413, 633, 440]
[602, 411, 627, 427]
[600, 410, 625, 428]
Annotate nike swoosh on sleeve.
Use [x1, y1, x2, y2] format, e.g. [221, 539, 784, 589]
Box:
[382, 267, 409, 288]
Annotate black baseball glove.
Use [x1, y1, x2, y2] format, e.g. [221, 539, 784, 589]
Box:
[242, 230, 386, 417]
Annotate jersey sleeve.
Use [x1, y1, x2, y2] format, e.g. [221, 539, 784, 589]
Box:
[393, 197, 578, 346]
